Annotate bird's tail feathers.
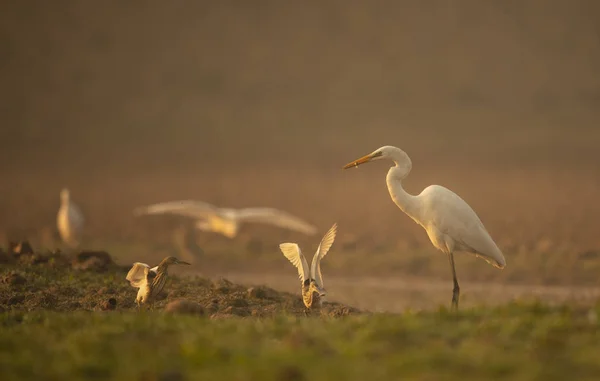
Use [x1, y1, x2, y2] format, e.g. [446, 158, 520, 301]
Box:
[476, 252, 506, 269]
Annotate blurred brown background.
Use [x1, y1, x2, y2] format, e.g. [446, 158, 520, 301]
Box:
[1, 1, 600, 308]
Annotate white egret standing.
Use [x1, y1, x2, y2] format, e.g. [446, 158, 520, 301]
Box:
[56, 188, 85, 249]
[343, 146, 505, 310]
[279, 223, 337, 313]
[133, 200, 318, 238]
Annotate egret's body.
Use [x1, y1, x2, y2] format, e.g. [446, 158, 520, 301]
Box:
[134, 200, 317, 238]
[56, 188, 85, 249]
[343, 146, 505, 309]
[125, 256, 190, 309]
[279, 223, 337, 313]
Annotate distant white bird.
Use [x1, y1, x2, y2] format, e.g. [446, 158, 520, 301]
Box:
[56, 188, 85, 249]
[133, 200, 318, 238]
[279, 223, 337, 313]
[343, 146, 506, 310]
[125, 256, 191, 310]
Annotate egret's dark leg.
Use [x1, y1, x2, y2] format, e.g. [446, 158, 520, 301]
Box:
[448, 252, 460, 310]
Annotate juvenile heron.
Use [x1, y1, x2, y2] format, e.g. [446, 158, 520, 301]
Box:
[279, 223, 337, 314]
[125, 256, 191, 310]
[133, 200, 317, 238]
[343, 145, 506, 310]
[56, 188, 85, 248]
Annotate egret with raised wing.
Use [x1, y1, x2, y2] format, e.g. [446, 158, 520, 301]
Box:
[56, 188, 85, 249]
[279, 223, 337, 314]
[343, 146, 505, 310]
[126, 256, 191, 310]
[133, 200, 317, 238]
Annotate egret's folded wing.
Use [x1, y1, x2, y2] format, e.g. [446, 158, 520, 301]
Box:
[311, 223, 338, 289]
[133, 200, 219, 220]
[235, 208, 317, 235]
[279, 243, 310, 283]
[126, 262, 150, 288]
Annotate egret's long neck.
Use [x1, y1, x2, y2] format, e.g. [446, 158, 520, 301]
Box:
[386, 161, 420, 224]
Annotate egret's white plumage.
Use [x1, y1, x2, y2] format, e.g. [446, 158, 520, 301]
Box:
[56, 188, 85, 248]
[279, 223, 337, 310]
[125, 257, 190, 309]
[133, 200, 318, 238]
[343, 145, 506, 310]
[125, 262, 158, 305]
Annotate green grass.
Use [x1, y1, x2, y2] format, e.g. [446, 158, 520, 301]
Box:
[1, 303, 600, 381]
[2, 251, 600, 380]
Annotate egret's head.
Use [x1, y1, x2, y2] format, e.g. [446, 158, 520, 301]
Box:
[162, 256, 191, 266]
[60, 188, 70, 203]
[343, 146, 412, 178]
[342, 146, 401, 169]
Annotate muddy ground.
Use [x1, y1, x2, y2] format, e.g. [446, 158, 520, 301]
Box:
[0, 245, 359, 318]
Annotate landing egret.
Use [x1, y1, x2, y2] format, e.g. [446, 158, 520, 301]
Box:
[343, 146, 505, 310]
[125, 256, 191, 310]
[279, 223, 337, 313]
[56, 188, 85, 249]
[133, 200, 317, 238]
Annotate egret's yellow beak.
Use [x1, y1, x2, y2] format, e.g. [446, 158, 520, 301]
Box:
[342, 152, 377, 169]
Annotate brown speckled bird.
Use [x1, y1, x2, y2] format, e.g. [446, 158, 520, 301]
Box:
[125, 256, 190, 310]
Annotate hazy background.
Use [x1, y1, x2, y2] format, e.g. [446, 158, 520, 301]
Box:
[1, 1, 600, 308]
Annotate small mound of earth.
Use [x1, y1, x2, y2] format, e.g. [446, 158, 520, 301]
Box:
[71, 250, 115, 272]
[2, 271, 27, 286]
[165, 299, 205, 315]
[0, 245, 362, 318]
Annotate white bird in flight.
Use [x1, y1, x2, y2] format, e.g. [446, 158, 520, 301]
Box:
[279, 223, 338, 313]
[56, 188, 85, 249]
[133, 200, 318, 238]
[343, 146, 505, 310]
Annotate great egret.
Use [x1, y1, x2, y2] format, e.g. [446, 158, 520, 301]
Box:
[125, 256, 191, 310]
[279, 223, 337, 313]
[343, 146, 505, 310]
[133, 200, 318, 238]
[56, 188, 85, 249]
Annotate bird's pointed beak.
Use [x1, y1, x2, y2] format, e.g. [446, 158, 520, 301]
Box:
[342, 153, 375, 169]
[177, 260, 191, 265]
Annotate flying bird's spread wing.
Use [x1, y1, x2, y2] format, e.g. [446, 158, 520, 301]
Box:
[279, 243, 310, 284]
[311, 223, 338, 289]
[126, 262, 152, 288]
[133, 200, 219, 220]
[235, 208, 317, 235]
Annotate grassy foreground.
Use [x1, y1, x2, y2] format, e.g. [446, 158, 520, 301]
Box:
[1, 247, 600, 380]
[2, 303, 600, 380]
